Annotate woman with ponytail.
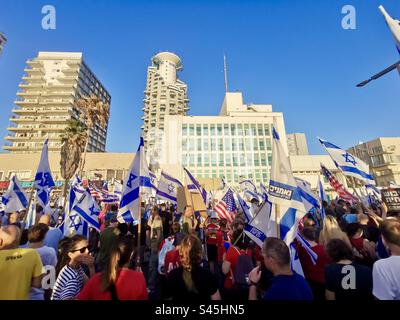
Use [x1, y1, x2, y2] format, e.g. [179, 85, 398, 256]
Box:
[165, 234, 221, 300]
[77, 236, 148, 300]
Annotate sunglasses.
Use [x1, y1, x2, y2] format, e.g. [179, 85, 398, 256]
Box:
[70, 246, 89, 254]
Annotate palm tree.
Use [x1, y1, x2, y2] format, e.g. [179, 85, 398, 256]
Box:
[75, 95, 110, 176]
[60, 119, 87, 200]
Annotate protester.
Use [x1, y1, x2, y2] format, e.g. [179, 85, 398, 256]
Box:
[165, 234, 221, 300]
[372, 218, 400, 300]
[296, 226, 331, 300]
[159, 203, 172, 239]
[0, 225, 44, 300]
[324, 239, 373, 300]
[77, 236, 148, 300]
[95, 215, 120, 271]
[38, 214, 63, 253]
[147, 206, 163, 297]
[204, 211, 223, 275]
[319, 215, 352, 248]
[27, 223, 57, 300]
[51, 235, 95, 300]
[248, 237, 313, 300]
[346, 222, 376, 266]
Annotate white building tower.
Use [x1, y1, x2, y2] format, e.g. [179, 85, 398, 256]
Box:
[141, 52, 189, 157]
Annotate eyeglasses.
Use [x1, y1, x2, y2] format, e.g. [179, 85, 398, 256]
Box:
[70, 246, 89, 254]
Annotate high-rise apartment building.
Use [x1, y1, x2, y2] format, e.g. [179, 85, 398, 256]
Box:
[141, 52, 189, 153]
[287, 133, 309, 156]
[347, 137, 400, 186]
[4, 52, 111, 153]
[0, 32, 7, 56]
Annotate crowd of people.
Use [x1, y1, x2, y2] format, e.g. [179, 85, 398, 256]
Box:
[0, 198, 399, 301]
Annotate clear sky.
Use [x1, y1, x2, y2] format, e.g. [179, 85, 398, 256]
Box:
[0, 0, 399, 154]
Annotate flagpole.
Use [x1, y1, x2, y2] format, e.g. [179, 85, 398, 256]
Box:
[24, 186, 36, 225]
[136, 193, 142, 271]
[275, 204, 281, 239]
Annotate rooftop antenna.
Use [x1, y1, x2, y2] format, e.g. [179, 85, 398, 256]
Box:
[223, 53, 228, 92]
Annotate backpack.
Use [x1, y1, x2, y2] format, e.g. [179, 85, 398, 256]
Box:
[232, 247, 254, 287]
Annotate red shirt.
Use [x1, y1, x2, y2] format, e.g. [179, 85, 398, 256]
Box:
[77, 269, 148, 300]
[224, 246, 253, 289]
[164, 249, 181, 274]
[205, 223, 222, 245]
[296, 241, 331, 284]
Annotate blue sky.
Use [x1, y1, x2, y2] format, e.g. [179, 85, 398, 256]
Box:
[0, 0, 399, 154]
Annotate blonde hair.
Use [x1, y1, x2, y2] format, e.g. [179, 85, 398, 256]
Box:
[319, 215, 351, 248]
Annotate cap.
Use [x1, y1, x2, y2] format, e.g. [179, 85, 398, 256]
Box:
[210, 211, 219, 220]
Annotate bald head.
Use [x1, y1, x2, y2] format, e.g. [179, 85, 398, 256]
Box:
[0, 225, 21, 249]
[38, 214, 51, 226]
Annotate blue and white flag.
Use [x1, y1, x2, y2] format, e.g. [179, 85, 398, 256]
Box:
[260, 183, 269, 203]
[296, 232, 318, 265]
[25, 200, 37, 230]
[2, 175, 29, 213]
[318, 177, 326, 221]
[240, 180, 259, 202]
[244, 198, 274, 247]
[365, 184, 382, 201]
[156, 171, 183, 204]
[237, 193, 253, 223]
[149, 170, 158, 196]
[184, 167, 208, 205]
[70, 188, 101, 232]
[289, 241, 305, 277]
[268, 127, 306, 213]
[118, 137, 152, 224]
[318, 138, 375, 185]
[34, 139, 55, 211]
[295, 177, 320, 213]
[60, 176, 88, 237]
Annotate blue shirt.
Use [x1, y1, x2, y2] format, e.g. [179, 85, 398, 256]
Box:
[263, 272, 313, 301]
[44, 227, 63, 252]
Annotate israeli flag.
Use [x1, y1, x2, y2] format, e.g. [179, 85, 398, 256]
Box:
[237, 193, 253, 223]
[118, 137, 152, 224]
[295, 177, 320, 213]
[296, 232, 318, 265]
[244, 198, 274, 247]
[34, 139, 55, 211]
[318, 177, 326, 221]
[2, 175, 29, 213]
[268, 127, 306, 213]
[149, 170, 158, 197]
[289, 241, 305, 277]
[183, 167, 208, 205]
[240, 180, 260, 202]
[61, 176, 93, 237]
[260, 183, 269, 203]
[156, 171, 183, 204]
[318, 138, 375, 185]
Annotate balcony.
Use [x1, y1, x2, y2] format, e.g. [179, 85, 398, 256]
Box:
[12, 107, 37, 114]
[22, 75, 44, 82]
[16, 90, 41, 97]
[38, 107, 70, 114]
[10, 116, 36, 123]
[62, 68, 78, 74]
[5, 134, 62, 141]
[24, 67, 44, 75]
[59, 75, 77, 82]
[19, 82, 43, 89]
[14, 98, 39, 106]
[7, 125, 33, 132]
[39, 116, 69, 123]
[26, 59, 42, 67]
[40, 99, 72, 106]
[66, 60, 81, 67]
[41, 91, 75, 98]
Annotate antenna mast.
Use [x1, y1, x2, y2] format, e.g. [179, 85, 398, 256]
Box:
[224, 53, 228, 92]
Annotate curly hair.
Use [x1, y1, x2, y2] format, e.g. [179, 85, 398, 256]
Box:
[179, 234, 202, 272]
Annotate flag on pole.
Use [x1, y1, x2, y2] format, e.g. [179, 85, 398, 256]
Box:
[318, 176, 326, 221]
[296, 232, 318, 265]
[34, 139, 55, 212]
[183, 167, 208, 205]
[70, 187, 101, 232]
[214, 188, 237, 223]
[239, 180, 259, 202]
[2, 175, 29, 213]
[318, 138, 375, 185]
[156, 171, 183, 204]
[237, 193, 253, 223]
[149, 170, 158, 196]
[295, 177, 320, 213]
[320, 164, 358, 203]
[118, 137, 152, 223]
[244, 198, 273, 247]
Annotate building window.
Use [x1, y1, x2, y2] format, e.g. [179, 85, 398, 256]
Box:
[257, 124, 263, 136]
[237, 124, 243, 136]
[189, 124, 195, 136]
[264, 124, 270, 136]
[203, 124, 209, 136]
[196, 125, 201, 136]
[210, 124, 216, 136]
[224, 124, 230, 136]
[217, 124, 222, 136]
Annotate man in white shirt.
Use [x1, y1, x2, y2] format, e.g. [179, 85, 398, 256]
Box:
[373, 218, 400, 300]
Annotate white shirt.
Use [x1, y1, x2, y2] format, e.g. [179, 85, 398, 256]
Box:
[373, 255, 400, 300]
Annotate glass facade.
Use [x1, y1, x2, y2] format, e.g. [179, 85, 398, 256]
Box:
[181, 122, 273, 184]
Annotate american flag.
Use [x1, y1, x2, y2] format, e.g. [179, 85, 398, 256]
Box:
[320, 164, 358, 203]
[88, 181, 119, 204]
[214, 188, 237, 223]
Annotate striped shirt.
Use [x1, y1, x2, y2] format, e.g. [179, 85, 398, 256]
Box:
[51, 265, 86, 300]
